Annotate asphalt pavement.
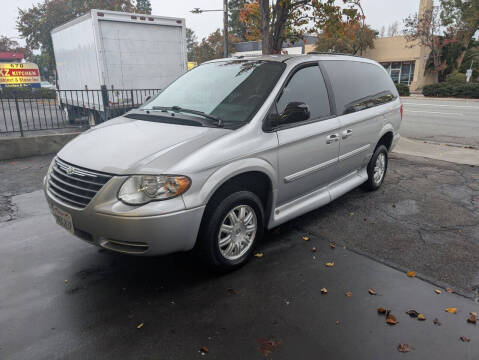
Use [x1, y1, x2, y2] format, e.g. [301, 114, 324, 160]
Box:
[401, 97, 479, 147]
[0, 153, 478, 359]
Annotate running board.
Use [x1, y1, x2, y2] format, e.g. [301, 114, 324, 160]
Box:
[269, 168, 368, 228]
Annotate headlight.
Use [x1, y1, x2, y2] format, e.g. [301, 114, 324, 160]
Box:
[118, 175, 191, 205]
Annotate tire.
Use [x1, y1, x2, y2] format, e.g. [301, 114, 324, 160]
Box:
[362, 144, 388, 191]
[198, 189, 264, 272]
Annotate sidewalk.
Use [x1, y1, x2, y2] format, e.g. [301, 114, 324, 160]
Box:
[393, 137, 479, 166]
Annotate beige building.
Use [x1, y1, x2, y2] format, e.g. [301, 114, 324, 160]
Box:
[362, 0, 435, 91]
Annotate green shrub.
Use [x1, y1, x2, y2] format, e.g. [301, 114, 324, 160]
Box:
[446, 72, 467, 84]
[0, 87, 56, 99]
[395, 83, 410, 96]
[423, 82, 479, 98]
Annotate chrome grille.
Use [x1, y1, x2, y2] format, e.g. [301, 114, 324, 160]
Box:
[48, 158, 112, 209]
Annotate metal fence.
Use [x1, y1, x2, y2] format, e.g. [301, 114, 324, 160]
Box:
[0, 87, 160, 136]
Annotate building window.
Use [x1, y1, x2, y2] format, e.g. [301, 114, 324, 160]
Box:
[381, 61, 415, 86]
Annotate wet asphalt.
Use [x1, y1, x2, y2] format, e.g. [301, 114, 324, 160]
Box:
[0, 153, 478, 359]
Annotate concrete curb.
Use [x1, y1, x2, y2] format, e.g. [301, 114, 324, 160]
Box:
[401, 95, 479, 102]
[0, 132, 80, 161]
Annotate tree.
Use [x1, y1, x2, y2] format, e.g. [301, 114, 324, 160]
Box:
[403, 6, 455, 82]
[441, 0, 479, 71]
[229, 0, 249, 40]
[379, 25, 385, 38]
[135, 0, 152, 14]
[253, 0, 364, 55]
[315, 23, 376, 55]
[387, 21, 399, 36]
[190, 29, 241, 64]
[17, 0, 145, 76]
[239, 2, 262, 40]
[186, 28, 198, 61]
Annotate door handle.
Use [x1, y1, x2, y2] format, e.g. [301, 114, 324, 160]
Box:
[342, 129, 353, 139]
[326, 133, 339, 144]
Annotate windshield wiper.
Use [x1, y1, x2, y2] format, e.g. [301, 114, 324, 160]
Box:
[152, 106, 224, 127]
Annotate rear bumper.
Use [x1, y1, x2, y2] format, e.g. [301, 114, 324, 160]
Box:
[44, 185, 205, 256]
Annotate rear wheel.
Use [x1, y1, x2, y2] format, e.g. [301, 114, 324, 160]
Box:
[198, 190, 264, 271]
[363, 144, 388, 191]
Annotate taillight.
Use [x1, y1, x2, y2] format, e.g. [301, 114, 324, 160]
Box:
[400, 104, 403, 120]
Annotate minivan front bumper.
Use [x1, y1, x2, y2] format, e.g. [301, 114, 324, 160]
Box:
[44, 180, 205, 256]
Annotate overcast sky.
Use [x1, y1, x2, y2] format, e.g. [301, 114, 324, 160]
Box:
[2, 0, 423, 44]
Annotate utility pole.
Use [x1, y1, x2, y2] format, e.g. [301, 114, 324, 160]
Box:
[223, 0, 229, 58]
[192, 2, 240, 58]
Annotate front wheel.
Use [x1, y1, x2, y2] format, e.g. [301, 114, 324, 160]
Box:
[363, 144, 388, 191]
[198, 190, 264, 271]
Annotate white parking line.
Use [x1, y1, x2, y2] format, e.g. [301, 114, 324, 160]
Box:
[402, 102, 479, 109]
[404, 110, 464, 116]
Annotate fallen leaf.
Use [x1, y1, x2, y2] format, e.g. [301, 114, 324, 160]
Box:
[321, 288, 328, 294]
[137, 322, 144, 329]
[446, 288, 455, 293]
[460, 336, 470, 343]
[227, 288, 237, 295]
[254, 252, 264, 258]
[377, 307, 387, 314]
[368, 288, 377, 295]
[200, 346, 209, 353]
[329, 242, 336, 249]
[325, 262, 334, 267]
[345, 291, 352, 297]
[407, 271, 416, 277]
[257, 338, 283, 357]
[434, 289, 442, 294]
[406, 310, 419, 318]
[311, 247, 317, 253]
[397, 344, 411, 353]
[417, 313, 426, 321]
[386, 313, 398, 325]
[433, 318, 441, 326]
[302, 236, 310, 241]
[445, 307, 458, 314]
[467, 312, 477, 324]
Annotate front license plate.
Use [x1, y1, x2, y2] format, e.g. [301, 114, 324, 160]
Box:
[52, 205, 74, 233]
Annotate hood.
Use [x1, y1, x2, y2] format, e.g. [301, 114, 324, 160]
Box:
[57, 116, 229, 174]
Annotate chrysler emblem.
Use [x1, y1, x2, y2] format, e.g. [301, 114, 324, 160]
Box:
[66, 166, 74, 175]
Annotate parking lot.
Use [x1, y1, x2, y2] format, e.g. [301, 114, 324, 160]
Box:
[1, 150, 478, 359]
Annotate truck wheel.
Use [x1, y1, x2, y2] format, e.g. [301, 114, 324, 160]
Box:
[198, 190, 264, 272]
[363, 144, 388, 191]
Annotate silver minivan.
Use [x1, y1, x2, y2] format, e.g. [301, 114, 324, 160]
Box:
[44, 54, 402, 270]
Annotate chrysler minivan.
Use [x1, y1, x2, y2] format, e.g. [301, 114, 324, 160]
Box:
[44, 54, 402, 270]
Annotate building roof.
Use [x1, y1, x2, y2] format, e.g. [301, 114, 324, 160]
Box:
[0, 52, 25, 60]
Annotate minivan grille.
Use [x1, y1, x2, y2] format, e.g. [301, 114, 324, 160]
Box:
[48, 158, 112, 209]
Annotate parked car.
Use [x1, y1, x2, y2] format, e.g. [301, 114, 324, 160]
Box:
[44, 54, 402, 271]
[41, 81, 55, 89]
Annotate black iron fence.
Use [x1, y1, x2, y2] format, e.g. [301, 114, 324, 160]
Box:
[0, 87, 160, 136]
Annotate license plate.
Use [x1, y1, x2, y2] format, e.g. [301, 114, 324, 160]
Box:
[52, 205, 74, 233]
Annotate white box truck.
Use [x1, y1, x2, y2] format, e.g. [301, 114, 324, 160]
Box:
[51, 9, 187, 123]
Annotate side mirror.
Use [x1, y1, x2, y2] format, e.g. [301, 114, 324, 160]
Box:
[280, 102, 310, 124]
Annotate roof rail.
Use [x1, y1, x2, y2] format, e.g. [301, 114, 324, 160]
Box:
[307, 51, 367, 59]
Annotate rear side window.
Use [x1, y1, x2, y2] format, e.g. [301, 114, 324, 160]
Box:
[321, 60, 398, 115]
[277, 65, 331, 121]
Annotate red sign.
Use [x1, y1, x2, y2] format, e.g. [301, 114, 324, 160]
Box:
[4, 68, 39, 77]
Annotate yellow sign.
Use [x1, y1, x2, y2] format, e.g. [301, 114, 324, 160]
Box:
[0, 63, 41, 88]
[187, 61, 197, 70]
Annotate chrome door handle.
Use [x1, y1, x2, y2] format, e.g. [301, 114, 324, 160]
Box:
[342, 129, 353, 139]
[326, 133, 339, 144]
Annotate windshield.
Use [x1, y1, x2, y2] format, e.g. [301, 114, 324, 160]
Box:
[142, 60, 286, 124]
